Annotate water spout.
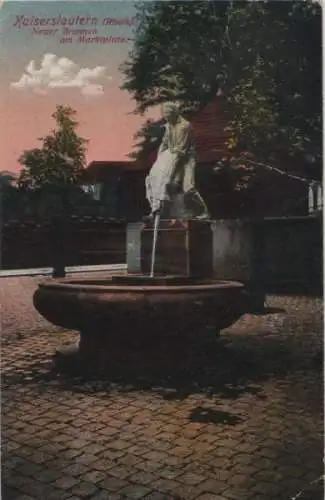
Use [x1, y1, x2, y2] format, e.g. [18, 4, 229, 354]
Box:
[150, 211, 161, 277]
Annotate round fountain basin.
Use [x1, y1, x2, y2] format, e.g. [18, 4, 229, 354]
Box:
[34, 274, 246, 335]
[33, 274, 247, 372]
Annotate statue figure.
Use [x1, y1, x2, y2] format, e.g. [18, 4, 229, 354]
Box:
[145, 102, 210, 219]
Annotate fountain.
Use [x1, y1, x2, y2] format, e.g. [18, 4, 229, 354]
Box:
[33, 101, 247, 373]
[33, 215, 247, 373]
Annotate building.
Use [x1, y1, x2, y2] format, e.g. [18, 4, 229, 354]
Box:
[80, 160, 148, 220]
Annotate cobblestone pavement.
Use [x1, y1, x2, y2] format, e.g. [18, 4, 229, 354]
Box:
[1, 275, 324, 499]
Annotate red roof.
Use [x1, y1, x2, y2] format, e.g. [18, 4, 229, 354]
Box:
[191, 97, 229, 163]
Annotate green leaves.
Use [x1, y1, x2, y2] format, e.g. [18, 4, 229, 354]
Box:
[18, 105, 88, 191]
[121, 1, 229, 113]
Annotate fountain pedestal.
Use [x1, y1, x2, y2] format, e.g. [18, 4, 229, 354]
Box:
[127, 219, 213, 277]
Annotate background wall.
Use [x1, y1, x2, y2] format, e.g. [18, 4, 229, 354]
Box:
[211, 216, 322, 295]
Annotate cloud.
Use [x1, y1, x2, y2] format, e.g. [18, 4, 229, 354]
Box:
[10, 53, 111, 96]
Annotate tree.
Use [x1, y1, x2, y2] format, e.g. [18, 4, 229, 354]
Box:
[0, 171, 19, 221]
[122, 1, 229, 113]
[18, 105, 88, 193]
[122, 1, 322, 189]
[129, 118, 165, 162]
[219, 0, 322, 187]
[16, 106, 89, 275]
[0, 171, 17, 188]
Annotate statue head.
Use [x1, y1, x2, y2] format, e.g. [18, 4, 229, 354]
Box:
[161, 101, 181, 123]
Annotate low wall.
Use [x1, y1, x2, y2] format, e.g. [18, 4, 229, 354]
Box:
[211, 219, 252, 281]
[262, 216, 322, 293]
[211, 215, 323, 296]
[0, 217, 127, 270]
[1, 216, 322, 299]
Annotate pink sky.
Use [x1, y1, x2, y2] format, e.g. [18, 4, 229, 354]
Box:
[0, 1, 158, 174]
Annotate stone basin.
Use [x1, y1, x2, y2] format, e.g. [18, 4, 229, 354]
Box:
[33, 274, 247, 372]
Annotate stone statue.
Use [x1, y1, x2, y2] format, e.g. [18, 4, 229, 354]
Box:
[145, 102, 210, 219]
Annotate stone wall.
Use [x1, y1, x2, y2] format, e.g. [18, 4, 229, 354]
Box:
[211, 219, 252, 281]
[211, 216, 322, 294]
[0, 217, 126, 270]
[1, 215, 322, 298]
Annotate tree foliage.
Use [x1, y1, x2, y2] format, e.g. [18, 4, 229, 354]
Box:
[0, 171, 17, 188]
[18, 105, 88, 190]
[122, 0, 322, 186]
[129, 118, 165, 161]
[0, 171, 19, 221]
[122, 1, 229, 112]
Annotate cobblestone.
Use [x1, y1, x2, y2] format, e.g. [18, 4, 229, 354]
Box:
[1, 274, 324, 499]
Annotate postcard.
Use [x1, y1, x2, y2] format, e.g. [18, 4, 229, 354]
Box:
[1, 2, 323, 500]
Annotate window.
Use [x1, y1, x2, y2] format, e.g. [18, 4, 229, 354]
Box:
[308, 182, 323, 214]
[82, 184, 102, 201]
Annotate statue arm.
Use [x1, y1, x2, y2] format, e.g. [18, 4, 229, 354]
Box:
[168, 123, 194, 183]
[170, 123, 193, 158]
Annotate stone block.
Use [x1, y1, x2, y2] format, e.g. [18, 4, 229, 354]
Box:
[126, 219, 213, 277]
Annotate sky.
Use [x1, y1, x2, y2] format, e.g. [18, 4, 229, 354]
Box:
[0, 0, 159, 174]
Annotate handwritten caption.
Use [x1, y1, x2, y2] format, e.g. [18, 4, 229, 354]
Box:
[13, 14, 136, 44]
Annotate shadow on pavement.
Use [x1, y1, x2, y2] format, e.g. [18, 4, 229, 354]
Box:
[249, 306, 286, 316]
[2, 328, 322, 412]
[189, 406, 244, 425]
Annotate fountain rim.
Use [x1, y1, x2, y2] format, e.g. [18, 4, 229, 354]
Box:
[38, 278, 245, 294]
